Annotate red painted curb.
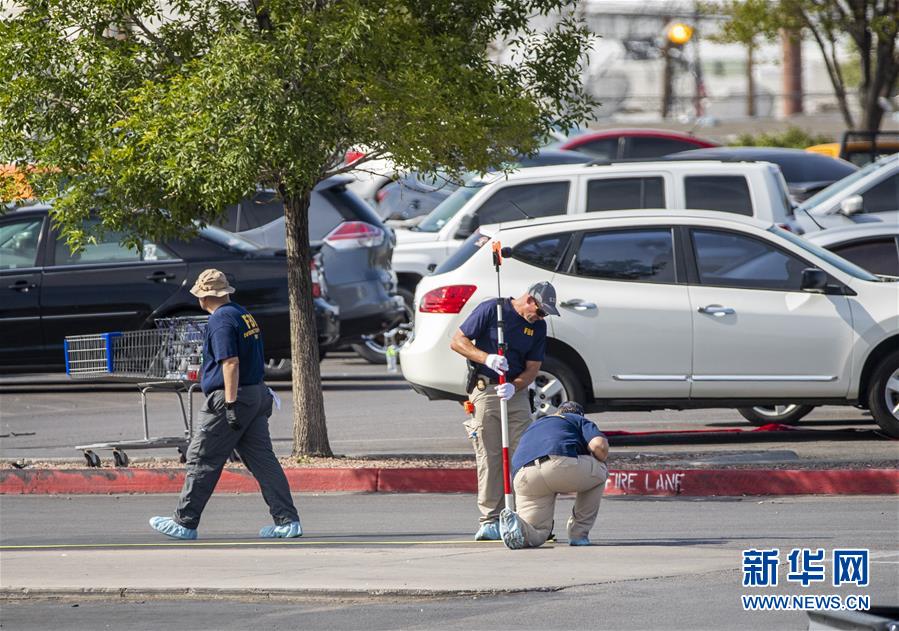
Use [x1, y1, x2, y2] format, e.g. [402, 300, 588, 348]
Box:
[377, 468, 476, 493]
[3, 467, 898, 496]
[0, 468, 379, 495]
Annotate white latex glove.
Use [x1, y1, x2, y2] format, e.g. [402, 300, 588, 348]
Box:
[495, 382, 515, 401]
[484, 353, 508, 374]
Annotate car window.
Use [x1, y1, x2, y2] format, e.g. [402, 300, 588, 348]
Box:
[417, 183, 485, 233]
[512, 233, 572, 272]
[0, 217, 43, 270]
[828, 238, 899, 276]
[626, 137, 699, 158]
[692, 229, 809, 290]
[573, 137, 618, 160]
[685, 176, 753, 216]
[53, 221, 174, 265]
[586, 177, 665, 212]
[797, 159, 885, 211]
[478, 182, 570, 225]
[222, 191, 285, 232]
[308, 190, 346, 240]
[860, 174, 898, 213]
[771, 226, 880, 282]
[571, 228, 675, 283]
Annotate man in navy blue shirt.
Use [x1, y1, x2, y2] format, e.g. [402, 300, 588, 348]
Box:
[499, 401, 609, 549]
[450, 281, 560, 540]
[150, 269, 301, 540]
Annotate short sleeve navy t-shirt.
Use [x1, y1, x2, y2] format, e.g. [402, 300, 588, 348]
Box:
[200, 302, 266, 394]
[511, 413, 605, 477]
[458, 298, 546, 381]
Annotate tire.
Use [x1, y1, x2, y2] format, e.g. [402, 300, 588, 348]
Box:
[736, 405, 815, 426]
[532, 355, 585, 418]
[867, 349, 899, 438]
[351, 288, 415, 365]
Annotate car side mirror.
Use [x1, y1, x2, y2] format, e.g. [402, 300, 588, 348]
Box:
[839, 195, 864, 216]
[454, 214, 478, 240]
[800, 268, 828, 293]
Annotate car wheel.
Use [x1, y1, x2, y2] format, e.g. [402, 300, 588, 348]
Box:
[351, 289, 415, 365]
[736, 405, 815, 426]
[532, 356, 585, 418]
[867, 349, 899, 438]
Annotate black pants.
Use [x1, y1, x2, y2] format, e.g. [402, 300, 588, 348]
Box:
[174, 383, 299, 529]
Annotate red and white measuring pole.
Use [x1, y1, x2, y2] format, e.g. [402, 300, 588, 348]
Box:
[492, 241, 514, 512]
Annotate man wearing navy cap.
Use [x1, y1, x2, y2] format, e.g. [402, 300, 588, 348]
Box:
[499, 401, 609, 549]
[450, 281, 560, 540]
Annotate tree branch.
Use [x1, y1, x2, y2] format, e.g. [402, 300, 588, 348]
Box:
[127, 14, 180, 65]
[798, 6, 855, 128]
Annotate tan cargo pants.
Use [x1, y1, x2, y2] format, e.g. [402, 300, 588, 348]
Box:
[464, 384, 532, 524]
[512, 454, 608, 547]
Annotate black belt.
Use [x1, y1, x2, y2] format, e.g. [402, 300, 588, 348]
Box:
[522, 455, 551, 469]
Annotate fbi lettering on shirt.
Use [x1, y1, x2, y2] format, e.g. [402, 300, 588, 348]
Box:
[241, 314, 260, 338]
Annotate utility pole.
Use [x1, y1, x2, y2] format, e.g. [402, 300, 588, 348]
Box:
[662, 21, 694, 119]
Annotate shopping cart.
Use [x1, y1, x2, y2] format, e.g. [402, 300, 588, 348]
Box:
[65, 316, 208, 467]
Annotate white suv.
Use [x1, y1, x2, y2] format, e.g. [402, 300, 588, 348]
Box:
[392, 160, 794, 297]
[400, 210, 899, 438]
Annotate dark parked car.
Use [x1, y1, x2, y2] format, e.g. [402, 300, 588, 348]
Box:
[235, 176, 407, 364]
[0, 205, 339, 373]
[557, 128, 718, 160]
[664, 147, 859, 203]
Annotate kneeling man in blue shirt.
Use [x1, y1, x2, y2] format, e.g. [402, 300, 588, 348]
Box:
[500, 401, 609, 549]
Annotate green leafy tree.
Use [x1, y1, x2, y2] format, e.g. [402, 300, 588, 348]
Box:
[713, 0, 898, 131]
[0, 0, 593, 456]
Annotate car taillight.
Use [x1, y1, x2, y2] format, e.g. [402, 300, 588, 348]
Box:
[419, 285, 477, 314]
[310, 256, 322, 298]
[324, 221, 385, 249]
[344, 149, 366, 165]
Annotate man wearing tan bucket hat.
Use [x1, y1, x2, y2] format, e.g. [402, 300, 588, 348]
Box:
[150, 269, 302, 540]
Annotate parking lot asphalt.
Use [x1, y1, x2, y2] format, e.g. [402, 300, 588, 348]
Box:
[1, 494, 897, 630]
[1, 352, 896, 470]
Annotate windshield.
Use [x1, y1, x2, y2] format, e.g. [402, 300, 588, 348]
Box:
[199, 225, 261, 253]
[769, 226, 881, 282]
[416, 182, 486, 233]
[797, 159, 883, 211]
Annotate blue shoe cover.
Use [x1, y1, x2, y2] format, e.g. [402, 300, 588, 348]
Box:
[569, 536, 591, 546]
[499, 509, 526, 550]
[259, 520, 302, 538]
[149, 516, 197, 540]
[474, 521, 500, 541]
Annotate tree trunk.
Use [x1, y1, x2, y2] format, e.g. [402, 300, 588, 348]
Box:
[283, 191, 332, 457]
[746, 44, 756, 118]
[780, 29, 803, 117]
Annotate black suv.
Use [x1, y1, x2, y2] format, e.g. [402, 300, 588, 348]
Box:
[0, 205, 339, 373]
[228, 176, 407, 364]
